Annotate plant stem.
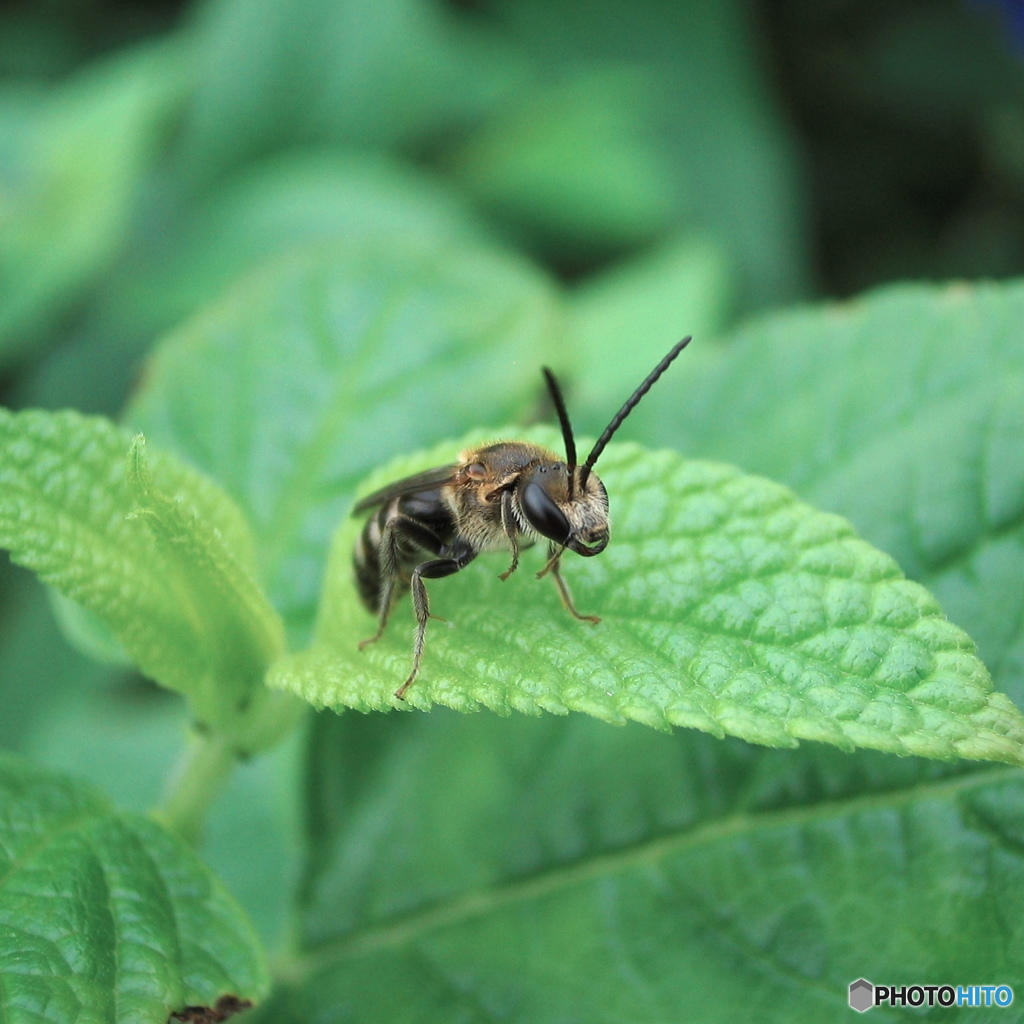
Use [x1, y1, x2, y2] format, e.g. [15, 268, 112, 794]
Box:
[154, 730, 238, 845]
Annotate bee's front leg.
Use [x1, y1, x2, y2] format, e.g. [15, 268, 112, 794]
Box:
[397, 543, 478, 700]
[540, 543, 600, 625]
[497, 490, 521, 581]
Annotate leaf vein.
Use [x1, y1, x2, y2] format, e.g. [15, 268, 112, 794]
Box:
[295, 765, 1022, 975]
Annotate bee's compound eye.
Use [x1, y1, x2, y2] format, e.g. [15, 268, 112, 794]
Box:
[521, 480, 571, 545]
[465, 462, 486, 480]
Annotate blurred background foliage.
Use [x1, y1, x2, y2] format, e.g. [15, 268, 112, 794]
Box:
[3, 0, 1024, 953]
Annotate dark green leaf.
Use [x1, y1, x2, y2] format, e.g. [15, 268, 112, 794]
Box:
[109, 152, 487, 347]
[0, 42, 185, 361]
[0, 569, 113, 753]
[449, 65, 678, 254]
[253, 710, 1024, 1023]
[465, 0, 810, 305]
[0, 751, 268, 1023]
[14, 665, 300, 955]
[177, 0, 517, 184]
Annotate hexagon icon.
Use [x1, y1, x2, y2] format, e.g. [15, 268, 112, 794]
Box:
[849, 979, 874, 1012]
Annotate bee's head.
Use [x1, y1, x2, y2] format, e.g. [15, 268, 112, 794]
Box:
[519, 461, 609, 556]
[536, 336, 690, 557]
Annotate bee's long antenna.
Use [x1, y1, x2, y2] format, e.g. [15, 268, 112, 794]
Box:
[579, 336, 692, 487]
[542, 367, 578, 497]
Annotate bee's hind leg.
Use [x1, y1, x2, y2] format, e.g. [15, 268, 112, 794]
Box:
[396, 544, 478, 700]
[360, 511, 455, 652]
[358, 517, 408, 651]
[360, 566, 404, 651]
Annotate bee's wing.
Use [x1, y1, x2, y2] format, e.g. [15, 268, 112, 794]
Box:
[352, 463, 461, 514]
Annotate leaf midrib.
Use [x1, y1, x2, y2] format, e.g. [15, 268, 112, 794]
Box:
[259, 279, 532, 576]
[257, 271, 399, 570]
[0, 802, 105, 892]
[291, 763, 1023, 979]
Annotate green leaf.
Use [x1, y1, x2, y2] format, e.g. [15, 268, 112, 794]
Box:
[0, 409, 288, 746]
[178, 0, 518, 185]
[663, 281, 1024, 706]
[565, 233, 734, 437]
[12, 662, 300, 955]
[126, 238, 560, 646]
[193, 734, 304, 957]
[109, 151, 487, 346]
[465, 0, 810, 306]
[255, 710, 1024, 1023]
[271, 427, 1024, 765]
[0, 751, 268, 1023]
[0, 42, 186, 361]
[0, 569, 114, 754]
[47, 590, 134, 668]
[449, 65, 679, 254]
[25, 683, 187, 816]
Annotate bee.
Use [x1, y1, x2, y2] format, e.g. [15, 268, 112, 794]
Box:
[353, 335, 692, 699]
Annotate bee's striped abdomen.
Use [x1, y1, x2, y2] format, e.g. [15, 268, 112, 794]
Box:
[353, 504, 389, 612]
[353, 490, 454, 614]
